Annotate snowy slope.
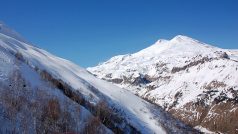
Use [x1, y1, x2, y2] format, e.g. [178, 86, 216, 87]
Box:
[0, 22, 197, 133]
[0, 26, 113, 134]
[0, 43, 112, 134]
[88, 35, 238, 133]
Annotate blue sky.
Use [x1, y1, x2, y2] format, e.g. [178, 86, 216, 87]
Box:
[0, 0, 237, 67]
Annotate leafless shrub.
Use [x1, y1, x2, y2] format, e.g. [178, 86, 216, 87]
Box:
[83, 117, 102, 134]
[37, 97, 77, 133]
[0, 71, 32, 133]
[94, 101, 130, 133]
[0, 70, 28, 120]
[38, 70, 139, 133]
[44, 99, 61, 121]
[38, 98, 62, 133]
[60, 111, 75, 133]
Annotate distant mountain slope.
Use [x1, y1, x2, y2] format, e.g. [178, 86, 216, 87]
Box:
[0, 22, 197, 133]
[88, 35, 238, 133]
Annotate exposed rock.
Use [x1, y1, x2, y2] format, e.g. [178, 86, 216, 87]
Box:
[171, 57, 212, 73]
[203, 80, 227, 90]
[109, 78, 123, 84]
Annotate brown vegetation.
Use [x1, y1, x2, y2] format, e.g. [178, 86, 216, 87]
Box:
[83, 117, 102, 134]
[43, 99, 61, 121]
[8, 50, 141, 133]
[39, 98, 76, 133]
[169, 101, 238, 134]
[0, 69, 80, 133]
[39, 70, 140, 133]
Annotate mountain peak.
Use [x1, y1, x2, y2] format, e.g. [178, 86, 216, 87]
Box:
[132, 35, 218, 58]
[170, 35, 201, 44]
[172, 35, 191, 39]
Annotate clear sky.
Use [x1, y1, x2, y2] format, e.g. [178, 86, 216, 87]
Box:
[0, 0, 237, 67]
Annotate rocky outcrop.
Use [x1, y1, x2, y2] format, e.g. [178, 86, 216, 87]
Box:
[171, 57, 213, 73]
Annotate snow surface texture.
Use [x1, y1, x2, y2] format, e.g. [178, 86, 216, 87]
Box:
[88, 35, 238, 133]
[0, 22, 197, 133]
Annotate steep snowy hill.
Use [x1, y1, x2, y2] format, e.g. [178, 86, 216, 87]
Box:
[88, 35, 238, 133]
[0, 22, 198, 133]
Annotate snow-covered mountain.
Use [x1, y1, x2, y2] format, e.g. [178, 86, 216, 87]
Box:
[88, 35, 238, 133]
[0, 22, 198, 133]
